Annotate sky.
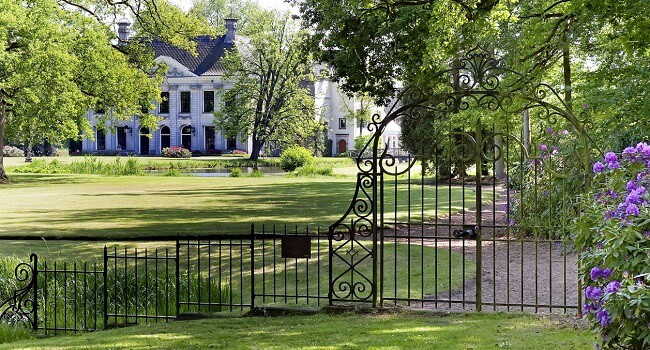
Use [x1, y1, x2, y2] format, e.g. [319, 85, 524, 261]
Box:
[169, 0, 295, 13]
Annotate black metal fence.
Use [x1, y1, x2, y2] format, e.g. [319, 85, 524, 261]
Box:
[0, 225, 329, 334]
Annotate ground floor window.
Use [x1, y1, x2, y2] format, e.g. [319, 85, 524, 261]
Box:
[227, 136, 236, 151]
[160, 126, 170, 150]
[140, 127, 150, 155]
[96, 129, 106, 151]
[181, 125, 193, 150]
[205, 126, 215, 150]
[117, 127, 127, 150]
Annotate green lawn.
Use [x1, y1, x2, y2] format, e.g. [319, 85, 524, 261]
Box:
[0, 173, 482, 239]
[0, 313, 594, 349]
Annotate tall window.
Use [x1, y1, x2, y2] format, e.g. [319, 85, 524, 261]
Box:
[180, 91, 191, 113]
[181, 126, 192, 150]
[205, 126, 215, 150]
[227, 136, 236, 151]
[159, 92, 169, 114]
[160, 126, 171, 150]
[96, 129, 106, 151]
[203, 91, 214, 113]
[339, 118, 347, 129]
[117, 127, 127, 150]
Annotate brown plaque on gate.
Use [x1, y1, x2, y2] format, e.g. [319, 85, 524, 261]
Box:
[281, 236, 311, 258]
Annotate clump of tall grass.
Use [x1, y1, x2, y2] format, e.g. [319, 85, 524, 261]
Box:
[0, 323, 32, 344]
[68, 157, 142, 175]
[287, 165, 335, 177]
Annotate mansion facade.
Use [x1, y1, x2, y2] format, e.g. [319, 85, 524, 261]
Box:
[81, 19, 400, 156]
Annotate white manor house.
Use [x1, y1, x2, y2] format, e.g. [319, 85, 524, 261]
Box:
[81, 19, 401, 156]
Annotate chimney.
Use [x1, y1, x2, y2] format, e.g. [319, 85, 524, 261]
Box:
[117, 18, 131, 45]
[224, 18, 238, 44]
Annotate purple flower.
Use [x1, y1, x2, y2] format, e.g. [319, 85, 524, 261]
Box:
[596, 308, 611, 327]
[590, 267, 602, 280]
[605, 280, 622, 293]
[626, 192, 642, 205]
[622, 147, 637, 160]
[539, 144, 548, 152]
[601, 268, 612, 279]
[546, 127, 553, 134]
[608, 161, 620, 169]
[584, 302, 600, 313]
[626, 203, 640, 216]
[627, 180, 639, 191]
[583, 103, 589, 109]
[562, 130, 569, 136]
[605, 152, 618, 163]
[593, 162, 606, 173]
[586, 286, 604, 300]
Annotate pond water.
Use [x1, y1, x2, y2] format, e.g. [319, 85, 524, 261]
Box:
[146, 167, 286, 177]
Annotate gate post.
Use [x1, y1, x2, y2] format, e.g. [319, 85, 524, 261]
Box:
[250, 223, 255, 310]
[475, 120, 483, 312]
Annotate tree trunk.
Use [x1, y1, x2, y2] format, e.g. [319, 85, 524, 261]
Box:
[0, 107, 8, 182]
[523, 108, 530, 153]
[249, 138, 264, 161]
[563, 37, 572, 111]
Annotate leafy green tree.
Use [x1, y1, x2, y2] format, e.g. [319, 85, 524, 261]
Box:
[214, 12, 319, 161]
[189, 0, 262, 35]
[0, 0, 211, 181]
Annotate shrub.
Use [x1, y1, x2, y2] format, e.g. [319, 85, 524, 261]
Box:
[161, 169, 183, 177]
[12, 159, 66, 174]
[229, 168, 243, 177]
[288, 165, 334, 177]
[506, 128, 584, 238]
[249, 169, 263, 177]
[573, 142, 650, 349]
[354, 134, 372, 151]
[280, 146, 314, 171]
[2, 146, 24, 157]
[162, 147, 191, 158]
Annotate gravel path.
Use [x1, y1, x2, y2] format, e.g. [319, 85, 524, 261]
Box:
[385, 183, 580, 314]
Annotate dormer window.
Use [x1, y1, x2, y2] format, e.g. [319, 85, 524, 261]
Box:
[180, 91, 191, 114]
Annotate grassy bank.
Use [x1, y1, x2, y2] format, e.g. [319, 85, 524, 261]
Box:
[0, 312, 594, 349]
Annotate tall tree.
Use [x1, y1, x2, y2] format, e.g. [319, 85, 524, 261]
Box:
[0, 0, 211, 181]
[214, 12, 319, 161]
[189, 0, 262, 35]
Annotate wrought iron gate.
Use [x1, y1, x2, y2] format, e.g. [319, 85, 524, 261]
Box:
[330, 47, 593, 313]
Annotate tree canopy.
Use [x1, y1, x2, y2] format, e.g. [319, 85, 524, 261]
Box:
[0, 0, 211, 181]
[297, 0, 650, 150]
[214, 11, 319, 161]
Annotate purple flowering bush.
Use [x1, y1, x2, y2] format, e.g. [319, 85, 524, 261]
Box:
[507, 127, 582, 238]
[573, 142, 650, 349]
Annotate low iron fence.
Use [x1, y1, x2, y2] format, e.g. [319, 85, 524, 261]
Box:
[0, 223, 579, 334]
[0, 225, 329, 334]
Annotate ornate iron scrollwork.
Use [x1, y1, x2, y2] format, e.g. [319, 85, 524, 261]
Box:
[0, 254, 37, 329]
[328, 46, 594, 306]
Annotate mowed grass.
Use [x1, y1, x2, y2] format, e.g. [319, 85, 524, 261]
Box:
[0, 312, 594, 350]
[0, 173, 483, 239]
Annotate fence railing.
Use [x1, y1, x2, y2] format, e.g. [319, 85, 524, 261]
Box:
[0, 225, 329, 334]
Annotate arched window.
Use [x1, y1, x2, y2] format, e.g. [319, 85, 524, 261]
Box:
[140, 127, 150, 155]
[181, 125, 193, 150]
[160, 126, 171, 150]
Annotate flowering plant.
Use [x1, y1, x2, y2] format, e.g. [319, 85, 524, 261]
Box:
[162, 147, 191, 158]
[507, 127, 582, 238]
[573, 142, 650, 349]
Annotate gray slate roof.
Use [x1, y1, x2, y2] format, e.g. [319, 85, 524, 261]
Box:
[150, 36, 234, 76]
